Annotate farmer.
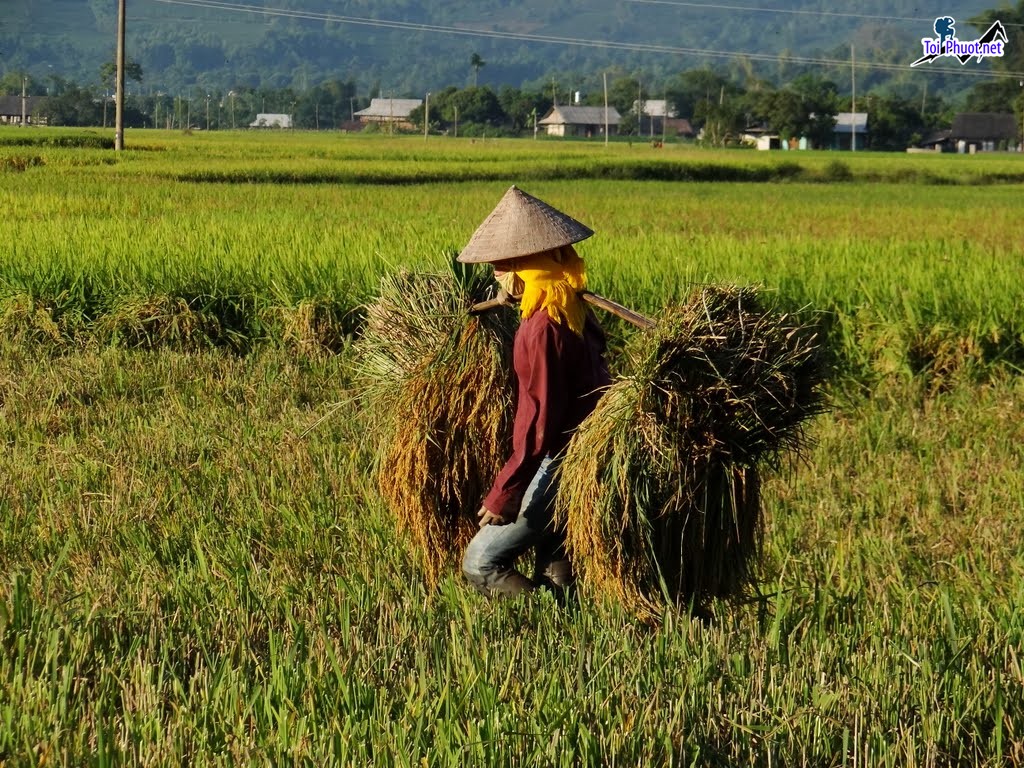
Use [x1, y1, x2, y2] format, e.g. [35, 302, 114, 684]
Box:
[458, 186, 611, 597]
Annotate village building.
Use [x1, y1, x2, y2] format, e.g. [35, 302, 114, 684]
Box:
[751, 112, 870, 150]
[744, 129, 781, 151]
[832, 112, 868, 150]
[538, 105, 620, 137]
[353, 98, 422, 131]
[634, 99, 694, 138]
[0, 95, 48, 126]
[249, 113, 293, 129]
[922, 112, 1018, 153]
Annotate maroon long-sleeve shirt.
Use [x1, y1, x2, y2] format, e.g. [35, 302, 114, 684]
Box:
[482, 309, 611, 519]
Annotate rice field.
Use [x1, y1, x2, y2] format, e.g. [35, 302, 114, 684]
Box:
[0, 128, 1022, 766]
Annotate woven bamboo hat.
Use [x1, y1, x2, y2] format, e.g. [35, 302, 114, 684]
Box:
[457, 185, 594, 264]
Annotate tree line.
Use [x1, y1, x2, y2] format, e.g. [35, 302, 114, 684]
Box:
[3, 63, 1021, 150]
[3, 67, 362, 132]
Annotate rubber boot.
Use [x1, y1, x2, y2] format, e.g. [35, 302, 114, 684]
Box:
[467, 568, 535, 599]
[534, 558, 575, 603]
[537, 558, 573, 588]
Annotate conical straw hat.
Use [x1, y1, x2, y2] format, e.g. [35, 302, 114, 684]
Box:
[457, 185, 594, 264]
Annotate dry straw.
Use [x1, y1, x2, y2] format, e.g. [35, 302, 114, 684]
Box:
[558, 286, 826, 619]
[356, 265, 516, 584]
[357, 270, 824, 607]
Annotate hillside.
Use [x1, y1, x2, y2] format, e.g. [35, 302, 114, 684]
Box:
[0, 0, 1000, 97]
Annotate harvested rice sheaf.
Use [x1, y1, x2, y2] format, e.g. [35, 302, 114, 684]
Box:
[356, 267, 516, 584]
[559, 286, 826, 618]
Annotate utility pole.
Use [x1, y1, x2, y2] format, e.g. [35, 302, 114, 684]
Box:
[21, 75, 27, 126]
[662, 87, 667, 145]
[637, 81, 644, 137]
[603, 71, 609, 147]
[115, 0, 126, 150]
[424, 92, 429, 140]
[851, 44, 856, 152]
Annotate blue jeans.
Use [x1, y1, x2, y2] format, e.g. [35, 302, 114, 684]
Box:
[462, 456, 572, 597]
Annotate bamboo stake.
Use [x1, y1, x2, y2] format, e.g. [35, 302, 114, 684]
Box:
[470, 291, 655, 330]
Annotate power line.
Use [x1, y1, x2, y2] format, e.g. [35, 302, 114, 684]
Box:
[631, 0, 929, 23]
[151, 0, 1024, 80]
[628, 0, 1024, 28]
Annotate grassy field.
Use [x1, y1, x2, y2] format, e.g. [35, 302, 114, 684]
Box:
[0, 129, 1022, 765]
[4, 130, 1023, 378]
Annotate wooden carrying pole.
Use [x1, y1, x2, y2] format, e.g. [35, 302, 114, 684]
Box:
[470, 291, 655, 331]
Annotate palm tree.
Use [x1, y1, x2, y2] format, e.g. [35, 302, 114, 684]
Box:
[470, 53, 486, 87]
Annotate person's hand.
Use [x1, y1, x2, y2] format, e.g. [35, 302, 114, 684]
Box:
[477, 505, 511, 528]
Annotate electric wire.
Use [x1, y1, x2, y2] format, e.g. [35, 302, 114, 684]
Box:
[627, 0, 1024, 28]
[150, 0, 1024, 80]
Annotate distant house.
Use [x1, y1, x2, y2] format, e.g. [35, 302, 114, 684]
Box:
[637, 99, 671, 119]
[754, 135, 782, 151]
[634, 99, 694, 138]
[747, 125, 805, 151]
[538, 105, 620, 137]
[749, 112, 869, 150]
[353, 98, 422, 131]
[0, 95, 48, 126]
[249, 113, 293, 129]
[945, 113, 1017, 153]
[668, 117, 695, 138]
[742, 124, 778, 150]
[833, 112, 868, 150]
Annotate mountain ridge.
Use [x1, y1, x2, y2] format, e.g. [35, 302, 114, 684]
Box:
[0, 0, 999, 97]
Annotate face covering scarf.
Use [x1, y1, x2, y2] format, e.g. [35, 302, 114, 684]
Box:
[494, 270, 522, 298]
[514, 247, 588, 337]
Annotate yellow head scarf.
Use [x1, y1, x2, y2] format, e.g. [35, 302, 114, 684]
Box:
[514, 246, 588, 337]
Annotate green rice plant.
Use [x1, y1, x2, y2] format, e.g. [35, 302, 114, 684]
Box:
[0, 131, 113, 149]
[2, 131, 1023, 375]
[0, 340, 1020, 766]
[0, 154, 45, 172]
[0, 129, 1019, 764]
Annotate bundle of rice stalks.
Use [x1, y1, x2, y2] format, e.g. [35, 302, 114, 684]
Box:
[0, 294, 65, 345]
[356, 265, 517, 584]
[558, 285, 826, 618]
[262, 299, 356, 358]
[95, 295, 224, 350]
